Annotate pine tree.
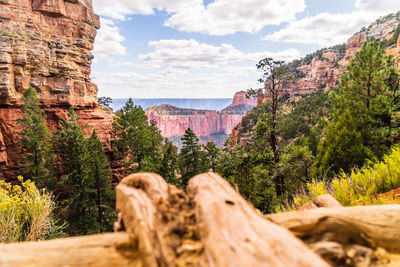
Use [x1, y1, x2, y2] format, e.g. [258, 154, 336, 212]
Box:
[178, 128, 209, 188]
[203, 142, 221, 172]
[113, 99, 163, 173]
[86, 131, 115, 233]
[336, 38, 400, 158]
[254, 58, 294, 195]
[159, 139, 179, 185]
[53, 108, 115, 235]
[52, 108, 89, 234]
[18, 87, 52, 187]
[312, 109, 374, 179]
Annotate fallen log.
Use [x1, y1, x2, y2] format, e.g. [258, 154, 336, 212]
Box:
[114, 173, 203, 267]
[267, 205, 400, 266]
[0, 233, 139, 267]
[267, 205, 400, 252]
[187, 172, 329, 267]
[300, 194, 342, 210]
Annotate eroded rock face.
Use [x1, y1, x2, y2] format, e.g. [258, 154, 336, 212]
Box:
[146, 93, 256, 148]
[0, 0, 113, 177]
[261, 15, 400, 103]
[230, 91, 257, 107]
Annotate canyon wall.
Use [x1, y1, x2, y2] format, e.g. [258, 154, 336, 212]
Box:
[146, 91, 256, 147]
[0, 0, 113, 177]
[261, 14, 400, 102]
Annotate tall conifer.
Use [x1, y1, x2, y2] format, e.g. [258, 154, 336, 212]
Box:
[18, 87, 52, 186]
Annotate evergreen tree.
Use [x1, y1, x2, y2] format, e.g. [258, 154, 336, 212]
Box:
[86, 130, 115, 232]
[312, 109, 374, 178]
[18, 87, 52, 187]
[277, 145, 314, 195]
[252, 58, 294, 195]
[113, 99, 163, 173]
[159, 139, 179, 185]
[178, 128, 209, 188]
[98, 96, 113, 109]
[335, 38, 400, 158]
[203, 142, 221, 172]
[53, 109, 115, 235]
[215, 144, 277, 213]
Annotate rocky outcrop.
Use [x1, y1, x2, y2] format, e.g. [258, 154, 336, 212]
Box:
[0, 0, 113, 177]
[261, 13, 400, 103]
[229, 91, 257, 107]
[146, 93, 256, 148]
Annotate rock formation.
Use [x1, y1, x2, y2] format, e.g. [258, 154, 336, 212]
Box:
[146, 92, 256, 148]
[261, 13, 400, 103]
[0, 0, 113, 177]
[229, 91, 257, 107]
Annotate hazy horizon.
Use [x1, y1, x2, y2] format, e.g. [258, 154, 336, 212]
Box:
[110, 98, 234, 111]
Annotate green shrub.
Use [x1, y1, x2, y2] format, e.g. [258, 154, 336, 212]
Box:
[284, 146, 400, 211]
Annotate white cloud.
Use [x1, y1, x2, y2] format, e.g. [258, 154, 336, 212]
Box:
[95, 39, 300, 98]
[137, 39, 300, 69]
[93, 0, 200, 20]
[94, 66, 263, 98]
[264, 12, 372, 46]
[93, 19, 126, 58]
[355, 0, 400, 14]
[93, 0, 306, 35]
[264, 0, 400, 46]
[164, 0, 306, 35]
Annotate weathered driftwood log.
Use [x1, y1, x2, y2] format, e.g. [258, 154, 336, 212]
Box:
[300, 194, 342, 210]
[267, 205, 400, 252]
[267, 205, 400, 266]
[0, 233, 139, 267]
[187, 172, 329, 267]
[114, 173, 203, 267]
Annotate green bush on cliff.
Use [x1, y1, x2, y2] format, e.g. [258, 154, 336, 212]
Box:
[284, 146, 400, 211]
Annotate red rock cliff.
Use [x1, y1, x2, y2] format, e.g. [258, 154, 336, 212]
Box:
[146, 94, 256, 147]
[0, 0, 113, 177]
[262, 14, 400, 103]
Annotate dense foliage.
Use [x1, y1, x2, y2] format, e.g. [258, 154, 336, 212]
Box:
[216, 39, 400, 213]
[285, 146, 400, 211]
[53, 109, 115, 235]
[314, 39, 400, 177]
[0, 176, 61, 243]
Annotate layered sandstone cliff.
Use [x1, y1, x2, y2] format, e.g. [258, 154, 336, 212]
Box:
[0, 0, 113, 177]
[261, 13, 400, 102]
[146, 92, 256, 147]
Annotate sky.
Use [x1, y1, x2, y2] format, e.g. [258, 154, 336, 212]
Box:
[91, 0, 400, 99]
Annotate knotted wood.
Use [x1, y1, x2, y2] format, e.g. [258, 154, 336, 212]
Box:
[267, 205, 400, 265]
[267, 205, 400, 252]
[187, 172, 329, 267]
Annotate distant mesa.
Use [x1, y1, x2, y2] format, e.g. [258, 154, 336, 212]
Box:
[145, 91, 257, 148]
[111, 98, 233, 112]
